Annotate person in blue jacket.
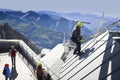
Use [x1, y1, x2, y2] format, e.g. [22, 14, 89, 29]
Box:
[3, 63, 11, 80]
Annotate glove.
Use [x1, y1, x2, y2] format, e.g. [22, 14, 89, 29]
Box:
[80, 38, 85, 42]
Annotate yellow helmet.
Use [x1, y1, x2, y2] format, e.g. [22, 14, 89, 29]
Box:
[37, 62, 42, 67]
[77, 21, 83, 27]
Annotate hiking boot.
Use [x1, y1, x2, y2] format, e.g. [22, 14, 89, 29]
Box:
[78, 51, 83, 56]
[73, 52, 77, 55]
[73, 50, 77, 55]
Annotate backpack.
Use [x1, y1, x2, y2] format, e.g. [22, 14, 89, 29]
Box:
[36, 66, 44, 77]
[2, 69, 6, 75]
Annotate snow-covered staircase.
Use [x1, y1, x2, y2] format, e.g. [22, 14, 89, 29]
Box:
[59, 31, 120, 80]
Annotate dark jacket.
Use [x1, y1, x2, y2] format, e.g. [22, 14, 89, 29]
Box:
[36, 66, 44, 77]
[71, 27, 80, 41]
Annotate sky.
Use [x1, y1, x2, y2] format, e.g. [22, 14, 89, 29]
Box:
[0, 0, 119, 17]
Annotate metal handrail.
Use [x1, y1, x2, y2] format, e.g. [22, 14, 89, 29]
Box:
[19, 42, 60, 80]
[35, 56, 60, 80]
[101, 65, 120, 80]
[0, 39, 60, 80]
[82, 31, 108, 51]
[81, 50, 120, 80]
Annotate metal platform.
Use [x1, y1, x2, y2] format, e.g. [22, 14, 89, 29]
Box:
[0, 52, 36, 80]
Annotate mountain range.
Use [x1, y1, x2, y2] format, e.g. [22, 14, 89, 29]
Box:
[0, 9, 119, 51]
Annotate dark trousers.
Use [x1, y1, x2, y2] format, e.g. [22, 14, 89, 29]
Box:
[5, 76, 11, 80]
[11, 56, 16, 67]
[37, 76, 43, 80]
[72, 39, 81, 54]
